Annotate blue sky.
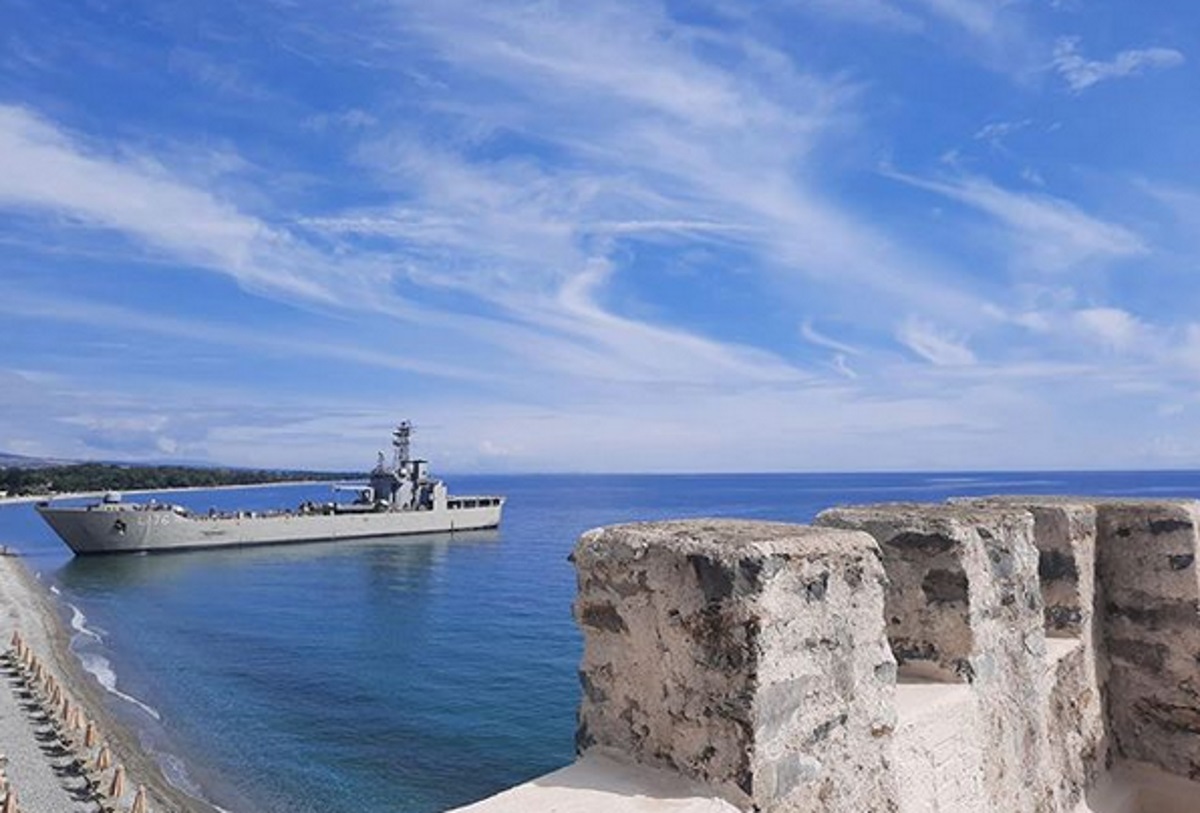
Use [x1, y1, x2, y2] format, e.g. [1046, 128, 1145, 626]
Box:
[1, 0, 1197, 472]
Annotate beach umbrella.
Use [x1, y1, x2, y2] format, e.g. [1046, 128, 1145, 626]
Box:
[108, 764, 126, 799]
[60, 696, 73, 726]
[8, 630, 19, 649]
[1, 788, 16, 813]
[69, 706, 83, 735]
[94, 744, 112, 773]
[130, 784, 148, 813]
[84, 720, 99, 749]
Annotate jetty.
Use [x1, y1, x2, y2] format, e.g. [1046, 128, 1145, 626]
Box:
[457, 496, 1200, 812]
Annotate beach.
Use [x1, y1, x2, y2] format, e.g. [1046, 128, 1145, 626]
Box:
[0, 552, 215, 813]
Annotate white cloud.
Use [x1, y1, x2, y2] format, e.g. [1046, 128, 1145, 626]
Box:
[801, 320, 862, 356]
[1071, 307, 1144, 351]
[0, 105, 368, 305]
[889, 170, 1145, 272]
[1053, 37, 1185, 92]
[974, 118, 1032, 149]
[897, 316, 977, 366]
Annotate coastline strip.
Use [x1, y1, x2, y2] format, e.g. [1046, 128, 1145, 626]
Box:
[0, 553, 215, 813]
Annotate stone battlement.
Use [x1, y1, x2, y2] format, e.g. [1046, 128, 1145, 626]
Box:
[565, 497, 1200, 813]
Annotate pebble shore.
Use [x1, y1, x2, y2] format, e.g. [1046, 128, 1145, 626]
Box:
[0, 554, 215, 813]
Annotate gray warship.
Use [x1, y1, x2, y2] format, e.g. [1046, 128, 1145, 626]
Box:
[35, 422, 504, 555]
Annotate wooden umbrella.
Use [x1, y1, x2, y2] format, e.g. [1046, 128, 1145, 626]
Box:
[84, 719, 99, 749]
[94, 744, 112, 773]
[1, 787, 16, 813]
[108, 764, 126, 800]
[130, 784, 149, 813]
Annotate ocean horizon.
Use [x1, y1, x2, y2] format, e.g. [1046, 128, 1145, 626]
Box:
[4, 470, 1200, 812]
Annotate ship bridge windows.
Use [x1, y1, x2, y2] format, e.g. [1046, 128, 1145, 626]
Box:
[448, 497, 502, 509]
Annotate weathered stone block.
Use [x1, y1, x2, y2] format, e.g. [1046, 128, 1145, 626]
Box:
[962, 498, 1107, 810]
[816, 503, 1050, 812]
[1096, 501, 1200, 780]
[571, 520, 896, 812]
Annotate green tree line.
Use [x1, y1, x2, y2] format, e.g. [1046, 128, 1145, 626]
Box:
[1, 463, 344, 497]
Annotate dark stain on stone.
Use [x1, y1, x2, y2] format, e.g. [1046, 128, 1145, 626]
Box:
[887, 532, 957, 554]
[575, 720, 596, 754]
[1136, 697, 1200, 735]
[845, 565, 863, 588]
[1168, 554, 1196, 571]
[805, 572, 829, 602]
[1046, 605, 1083, 630]
[686, 607, 754, 671]
[922, 568, 968, 604]
[1150, 519, 1194, 536]
[1106, 599, 1200, 630]
[804, 712, 848, 746]
[976, 526, 995, 540]
[1114, 527, 1132, 538]
[689, 555, 734, 603]
[579, 670, 608, 704]
[891, 638, 938, 665]
[580, 602, 628, 633]
[1109, 639, 1167, 672]
[1039, 550, 1079, 582]
[737, 557, 765, 593]
[954, 658, 976, 683]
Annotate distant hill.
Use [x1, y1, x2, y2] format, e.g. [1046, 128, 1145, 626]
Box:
[0, 458, 347, 497]
[0, 451, 77, 469]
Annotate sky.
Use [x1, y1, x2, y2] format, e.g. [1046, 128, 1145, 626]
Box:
[1, 0, 1198, 473]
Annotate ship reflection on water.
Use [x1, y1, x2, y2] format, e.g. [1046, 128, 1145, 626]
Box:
[54, 528, 502, 591]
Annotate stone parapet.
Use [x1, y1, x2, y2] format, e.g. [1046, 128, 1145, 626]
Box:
[816, 503, 1050, 812]
[1094, 501, 1200, 779]
[560, 498, 1200, 813]
[571, 520, 897, 812]
[963, 497, 1107, 810]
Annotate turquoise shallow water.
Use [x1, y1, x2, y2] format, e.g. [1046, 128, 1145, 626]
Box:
[5, 471, 1200, 812]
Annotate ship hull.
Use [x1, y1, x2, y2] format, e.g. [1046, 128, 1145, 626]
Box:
[36, 503, 503, 555]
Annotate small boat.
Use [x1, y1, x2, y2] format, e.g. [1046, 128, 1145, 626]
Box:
[35, 422, 504, 555]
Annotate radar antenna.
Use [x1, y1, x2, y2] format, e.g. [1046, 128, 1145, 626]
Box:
[392, 421, 413, 470]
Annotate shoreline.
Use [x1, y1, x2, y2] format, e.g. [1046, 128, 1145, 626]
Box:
[0, 479, 335, 506]
[0, 553, 218, 813]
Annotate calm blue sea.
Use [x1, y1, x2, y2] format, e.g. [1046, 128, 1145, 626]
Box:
[4, 471, 1200, 812]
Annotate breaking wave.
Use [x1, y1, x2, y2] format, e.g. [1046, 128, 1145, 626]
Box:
[77, 651, 161, 721]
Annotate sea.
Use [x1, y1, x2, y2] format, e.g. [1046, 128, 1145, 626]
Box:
[4, 470, 1200, 813]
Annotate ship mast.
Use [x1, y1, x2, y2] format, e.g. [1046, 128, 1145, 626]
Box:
[392, 421, 413, 471]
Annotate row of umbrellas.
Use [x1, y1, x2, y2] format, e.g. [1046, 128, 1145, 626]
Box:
[6, 630, 150, 813]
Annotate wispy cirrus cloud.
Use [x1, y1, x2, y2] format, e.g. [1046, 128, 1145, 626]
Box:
[888, 169, 1145, 273]
[0, 104, 372, 305]
[1053, 37, 1185, 92]
[897, 316, 977, 366]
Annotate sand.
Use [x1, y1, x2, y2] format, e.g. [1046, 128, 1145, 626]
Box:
[0, 553, 216, 813]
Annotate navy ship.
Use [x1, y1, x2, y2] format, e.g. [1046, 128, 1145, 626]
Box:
[35, 422, 504, 555]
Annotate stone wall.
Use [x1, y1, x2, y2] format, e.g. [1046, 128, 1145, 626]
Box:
[569, 497, 1200, 813]
[1094, 501, 1200, 780]
[572, 520, 897, 812]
